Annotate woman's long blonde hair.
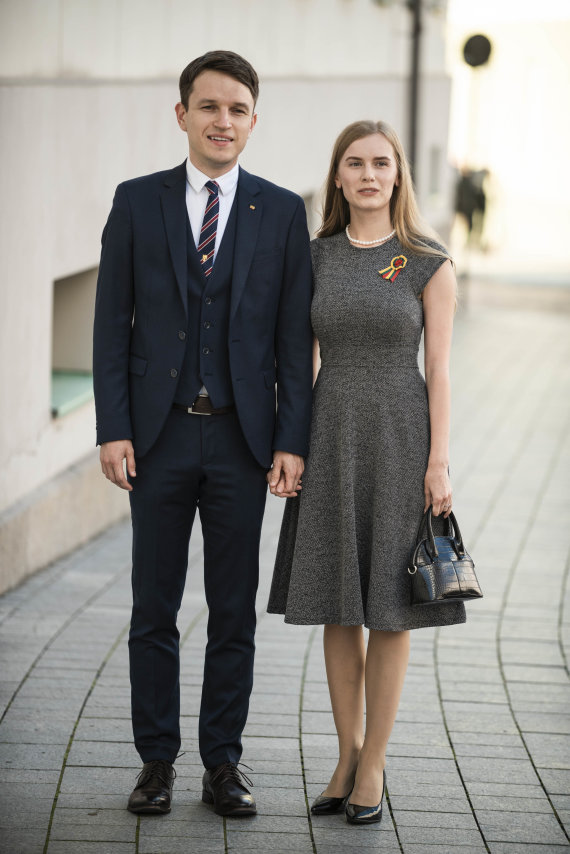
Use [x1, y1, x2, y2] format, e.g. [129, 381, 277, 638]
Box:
[318, 120, 450, 262]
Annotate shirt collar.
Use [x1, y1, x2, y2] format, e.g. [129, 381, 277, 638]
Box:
[186, 158, 239, 196]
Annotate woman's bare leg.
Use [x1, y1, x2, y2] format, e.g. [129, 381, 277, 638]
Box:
[321, 624, 366, 796]
[351, 629, 410, 805]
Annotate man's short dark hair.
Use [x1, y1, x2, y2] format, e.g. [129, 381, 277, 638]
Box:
[179, 50, 259, 109]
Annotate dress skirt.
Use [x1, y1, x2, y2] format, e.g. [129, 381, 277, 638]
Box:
[267, 232, 466, 631]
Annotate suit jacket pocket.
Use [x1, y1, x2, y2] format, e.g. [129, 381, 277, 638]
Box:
[264, 368, 277, 389]
[129, 354, 147, 376]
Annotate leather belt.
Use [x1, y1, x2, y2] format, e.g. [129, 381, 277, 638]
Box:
[173, 397, 234, 416]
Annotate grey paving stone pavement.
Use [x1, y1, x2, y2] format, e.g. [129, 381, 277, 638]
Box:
[1, 295, 569, 853]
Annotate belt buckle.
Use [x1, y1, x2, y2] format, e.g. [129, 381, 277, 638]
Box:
[188, 395, 212, 415]
[187, 405, 211, 415]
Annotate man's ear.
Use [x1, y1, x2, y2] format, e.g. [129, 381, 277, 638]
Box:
[175, 102, 187, 131]
[248, 112, 258, 137]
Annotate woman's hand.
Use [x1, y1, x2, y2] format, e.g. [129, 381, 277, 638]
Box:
[267, 451, 304, 498]
[424, 461, 452, 518]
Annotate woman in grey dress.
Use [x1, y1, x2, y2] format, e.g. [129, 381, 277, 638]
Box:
[268, 120, 466, 825]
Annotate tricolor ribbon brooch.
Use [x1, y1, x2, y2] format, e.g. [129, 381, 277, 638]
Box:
[379, 255, 407, 281]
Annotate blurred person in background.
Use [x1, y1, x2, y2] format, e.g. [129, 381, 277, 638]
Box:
[455, 166, 488, 250]
[269, 120, 466, 825]
[93, 50, 312, 819]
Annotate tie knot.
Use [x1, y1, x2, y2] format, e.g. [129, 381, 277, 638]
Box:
[205, 180, 219, 197]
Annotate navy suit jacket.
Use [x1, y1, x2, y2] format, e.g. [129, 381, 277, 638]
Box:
[93, 161, 313, 469]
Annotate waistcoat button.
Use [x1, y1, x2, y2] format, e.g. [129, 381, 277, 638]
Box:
[202, 347, 210, 355]
[178, 330, 186, 340]
[170, 368, 178, 378]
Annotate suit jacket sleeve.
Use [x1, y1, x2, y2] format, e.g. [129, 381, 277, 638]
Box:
[92, 183, 135, 446]
[273, 196, 313, 457]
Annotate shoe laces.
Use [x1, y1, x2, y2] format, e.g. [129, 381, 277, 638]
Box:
[210, 762, 254, 790]
[136, 759, 176, 790]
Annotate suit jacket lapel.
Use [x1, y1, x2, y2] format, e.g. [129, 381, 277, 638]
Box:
[160, 161, 188, 317]
[231, 167, 262, 321]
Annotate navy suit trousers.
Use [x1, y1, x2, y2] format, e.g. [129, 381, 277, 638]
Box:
[128, 407, 267, 768]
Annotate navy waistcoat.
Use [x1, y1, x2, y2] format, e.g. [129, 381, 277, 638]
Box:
[174, 200, 238, 408]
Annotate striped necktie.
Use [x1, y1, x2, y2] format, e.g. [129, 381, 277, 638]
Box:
[197, 180, 219, 277]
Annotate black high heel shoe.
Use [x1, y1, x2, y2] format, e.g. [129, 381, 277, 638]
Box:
[311, 789, 352, 815]
[345, 769, 386, 825]
[311, 769, 356, 816]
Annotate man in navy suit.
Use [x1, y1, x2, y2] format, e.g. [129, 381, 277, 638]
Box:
[93, 51, 312, 817]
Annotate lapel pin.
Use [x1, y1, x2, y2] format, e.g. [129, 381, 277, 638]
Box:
[249, 205, 256, 210]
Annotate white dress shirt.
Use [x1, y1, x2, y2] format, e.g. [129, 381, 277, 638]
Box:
[185, 158, 239, 262]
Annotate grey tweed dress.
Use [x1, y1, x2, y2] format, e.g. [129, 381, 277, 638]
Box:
[268, 231, 466, 631]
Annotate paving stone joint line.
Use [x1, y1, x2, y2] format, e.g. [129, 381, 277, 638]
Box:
[494, 410, 570, 845]
[0, 562, 131, 727]
[558, 548, 570, 679]
[433, 627, 492, 854]
[42, 623, 130, 854]
[451, 325, 548, 488]
[298, 626, 318, 854]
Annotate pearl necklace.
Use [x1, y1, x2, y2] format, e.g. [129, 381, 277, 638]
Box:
[345, 224, 396, 246]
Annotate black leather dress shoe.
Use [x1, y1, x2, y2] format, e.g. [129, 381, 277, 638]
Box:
[311, 790, 352, 815]
[345, 769, 386, 825]
[202, 763, 256, 816]
[127, 760, 175, 814]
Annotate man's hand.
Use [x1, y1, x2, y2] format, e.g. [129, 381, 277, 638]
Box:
[100, 439, 136, 491]
[267, 451, 304, 498]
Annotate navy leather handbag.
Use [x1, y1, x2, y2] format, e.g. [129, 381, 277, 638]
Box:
[408, 509, 483, 605]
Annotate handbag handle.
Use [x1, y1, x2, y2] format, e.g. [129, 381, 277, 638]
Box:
[445, 510, 465, 557]
[409, 507, 465, 573]
[426, 507, 465, 558]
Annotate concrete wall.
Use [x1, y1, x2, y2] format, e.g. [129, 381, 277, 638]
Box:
[0, 0, 448, 79]
[0, 0, 453, 593]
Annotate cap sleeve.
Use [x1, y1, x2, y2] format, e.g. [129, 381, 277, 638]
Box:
[410, 240, 450, 297]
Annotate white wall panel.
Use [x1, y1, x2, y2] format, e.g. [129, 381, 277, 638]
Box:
[60, 0, 119, 77]
[0, 0, 448, 80]
[0, 0, 61, 77]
